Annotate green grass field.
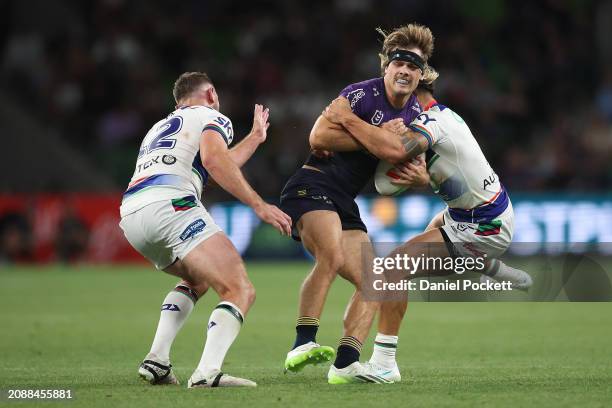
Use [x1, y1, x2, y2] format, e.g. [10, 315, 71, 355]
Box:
[1, 263, 612, 407]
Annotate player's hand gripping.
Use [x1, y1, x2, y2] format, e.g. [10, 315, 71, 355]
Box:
[381, 118, 409, 134]
[249, 104, 270, 144]
[322, 97, 352, 125]
[253, 201, 292, 236]
[390, 155, 430, 188]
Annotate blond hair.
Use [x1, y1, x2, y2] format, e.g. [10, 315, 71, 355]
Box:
[422, 65, 439, 84]
[377, 23, 435, 75]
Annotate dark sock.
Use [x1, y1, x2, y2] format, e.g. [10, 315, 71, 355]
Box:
[333, 336, 362, 369]
[292, 316, 319, 349]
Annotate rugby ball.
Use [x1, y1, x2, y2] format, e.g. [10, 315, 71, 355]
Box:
[375, 160, 408, 196]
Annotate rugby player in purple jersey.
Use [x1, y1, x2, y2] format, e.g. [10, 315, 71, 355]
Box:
[280, 24, 433, 384]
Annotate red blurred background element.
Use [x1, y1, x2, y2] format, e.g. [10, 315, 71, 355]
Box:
[0, 195, 142, 264]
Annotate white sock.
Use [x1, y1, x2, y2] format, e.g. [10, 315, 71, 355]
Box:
[483, 259, 530, 287]
[483, 259, 502, 277]
[196, 301, 244, 376]
[370, 333, 398, 369]
[484, 259, 517, 281]
[149, 285, 198, 363]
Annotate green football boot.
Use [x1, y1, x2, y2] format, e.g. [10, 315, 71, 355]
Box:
[284, 342, 335, 373]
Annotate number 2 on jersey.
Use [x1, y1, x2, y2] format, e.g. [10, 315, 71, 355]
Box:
[138, 116, 183, 157]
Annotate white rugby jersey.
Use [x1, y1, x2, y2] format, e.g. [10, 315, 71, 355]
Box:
[409, 103, 502, 210]
[120, 105, 234, 217]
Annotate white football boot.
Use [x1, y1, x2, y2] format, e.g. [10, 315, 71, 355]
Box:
[327, 361, 393, 384]
[187, 369, 256, 388]
[364, 360, 402, 383]
[138, 353, 179, 385]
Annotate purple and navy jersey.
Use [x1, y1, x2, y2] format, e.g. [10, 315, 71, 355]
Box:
[305, 77, 422, 197]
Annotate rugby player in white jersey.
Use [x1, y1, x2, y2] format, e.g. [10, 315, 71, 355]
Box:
[322, 69, 532, 382]
[119, 72, 291, 388]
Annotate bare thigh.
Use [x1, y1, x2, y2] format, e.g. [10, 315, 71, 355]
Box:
[425, 210, 445, 232]
[338, 229, 374, 288]
[297, 210, 345, 272]
[165, 231, 254, 313]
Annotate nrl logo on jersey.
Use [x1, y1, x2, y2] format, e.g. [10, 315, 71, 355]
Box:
[371, 110, 384, 125]
[347, 88, 365, 108]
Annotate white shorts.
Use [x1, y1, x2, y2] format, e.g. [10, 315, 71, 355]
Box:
[440, 200, 514, 259]
[119, 197, 222, 270]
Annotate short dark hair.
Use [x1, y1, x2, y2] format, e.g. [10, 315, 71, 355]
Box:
[172, 72, 213, 103]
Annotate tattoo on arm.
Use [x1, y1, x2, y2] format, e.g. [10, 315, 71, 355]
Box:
[400, 134, 427, 158]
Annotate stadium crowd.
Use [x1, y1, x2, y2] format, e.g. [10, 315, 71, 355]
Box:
[2, 0, 611, 199]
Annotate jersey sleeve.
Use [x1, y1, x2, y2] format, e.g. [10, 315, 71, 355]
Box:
[339, 84, 368, 119]
[200, 109, 234, 146]
[409, 111, 442, 149]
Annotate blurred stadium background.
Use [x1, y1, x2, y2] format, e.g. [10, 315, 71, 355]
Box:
[1, 0, 611, 264]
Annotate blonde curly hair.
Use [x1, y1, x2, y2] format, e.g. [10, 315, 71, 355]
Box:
[422, 65, 439, 84]
[377, 23, 435, 75]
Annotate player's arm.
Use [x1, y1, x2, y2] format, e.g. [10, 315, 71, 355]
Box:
[323, 97, 428, 164]
[229, 104, 269, 167]
[309, 114, 363, 152]
[200, 131, 292, 235]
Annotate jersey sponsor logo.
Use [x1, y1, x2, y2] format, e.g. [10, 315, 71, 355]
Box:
[162, 154, 176, 165]
[136, 156, 160, 173]
[416, 113, 436, 125]
[208, 321, 217, 329]
[373, 87, 380, 96]
[411, 103, 421, 113]
[135, 155, 176, 173]
[483, 173, 497, 189]
[213, 116, 234, 140]
[347, 88, 366, 108]
[179, 218, 207, 241]
[161, 303, 181, 311]
[371, 110, 384, 125]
